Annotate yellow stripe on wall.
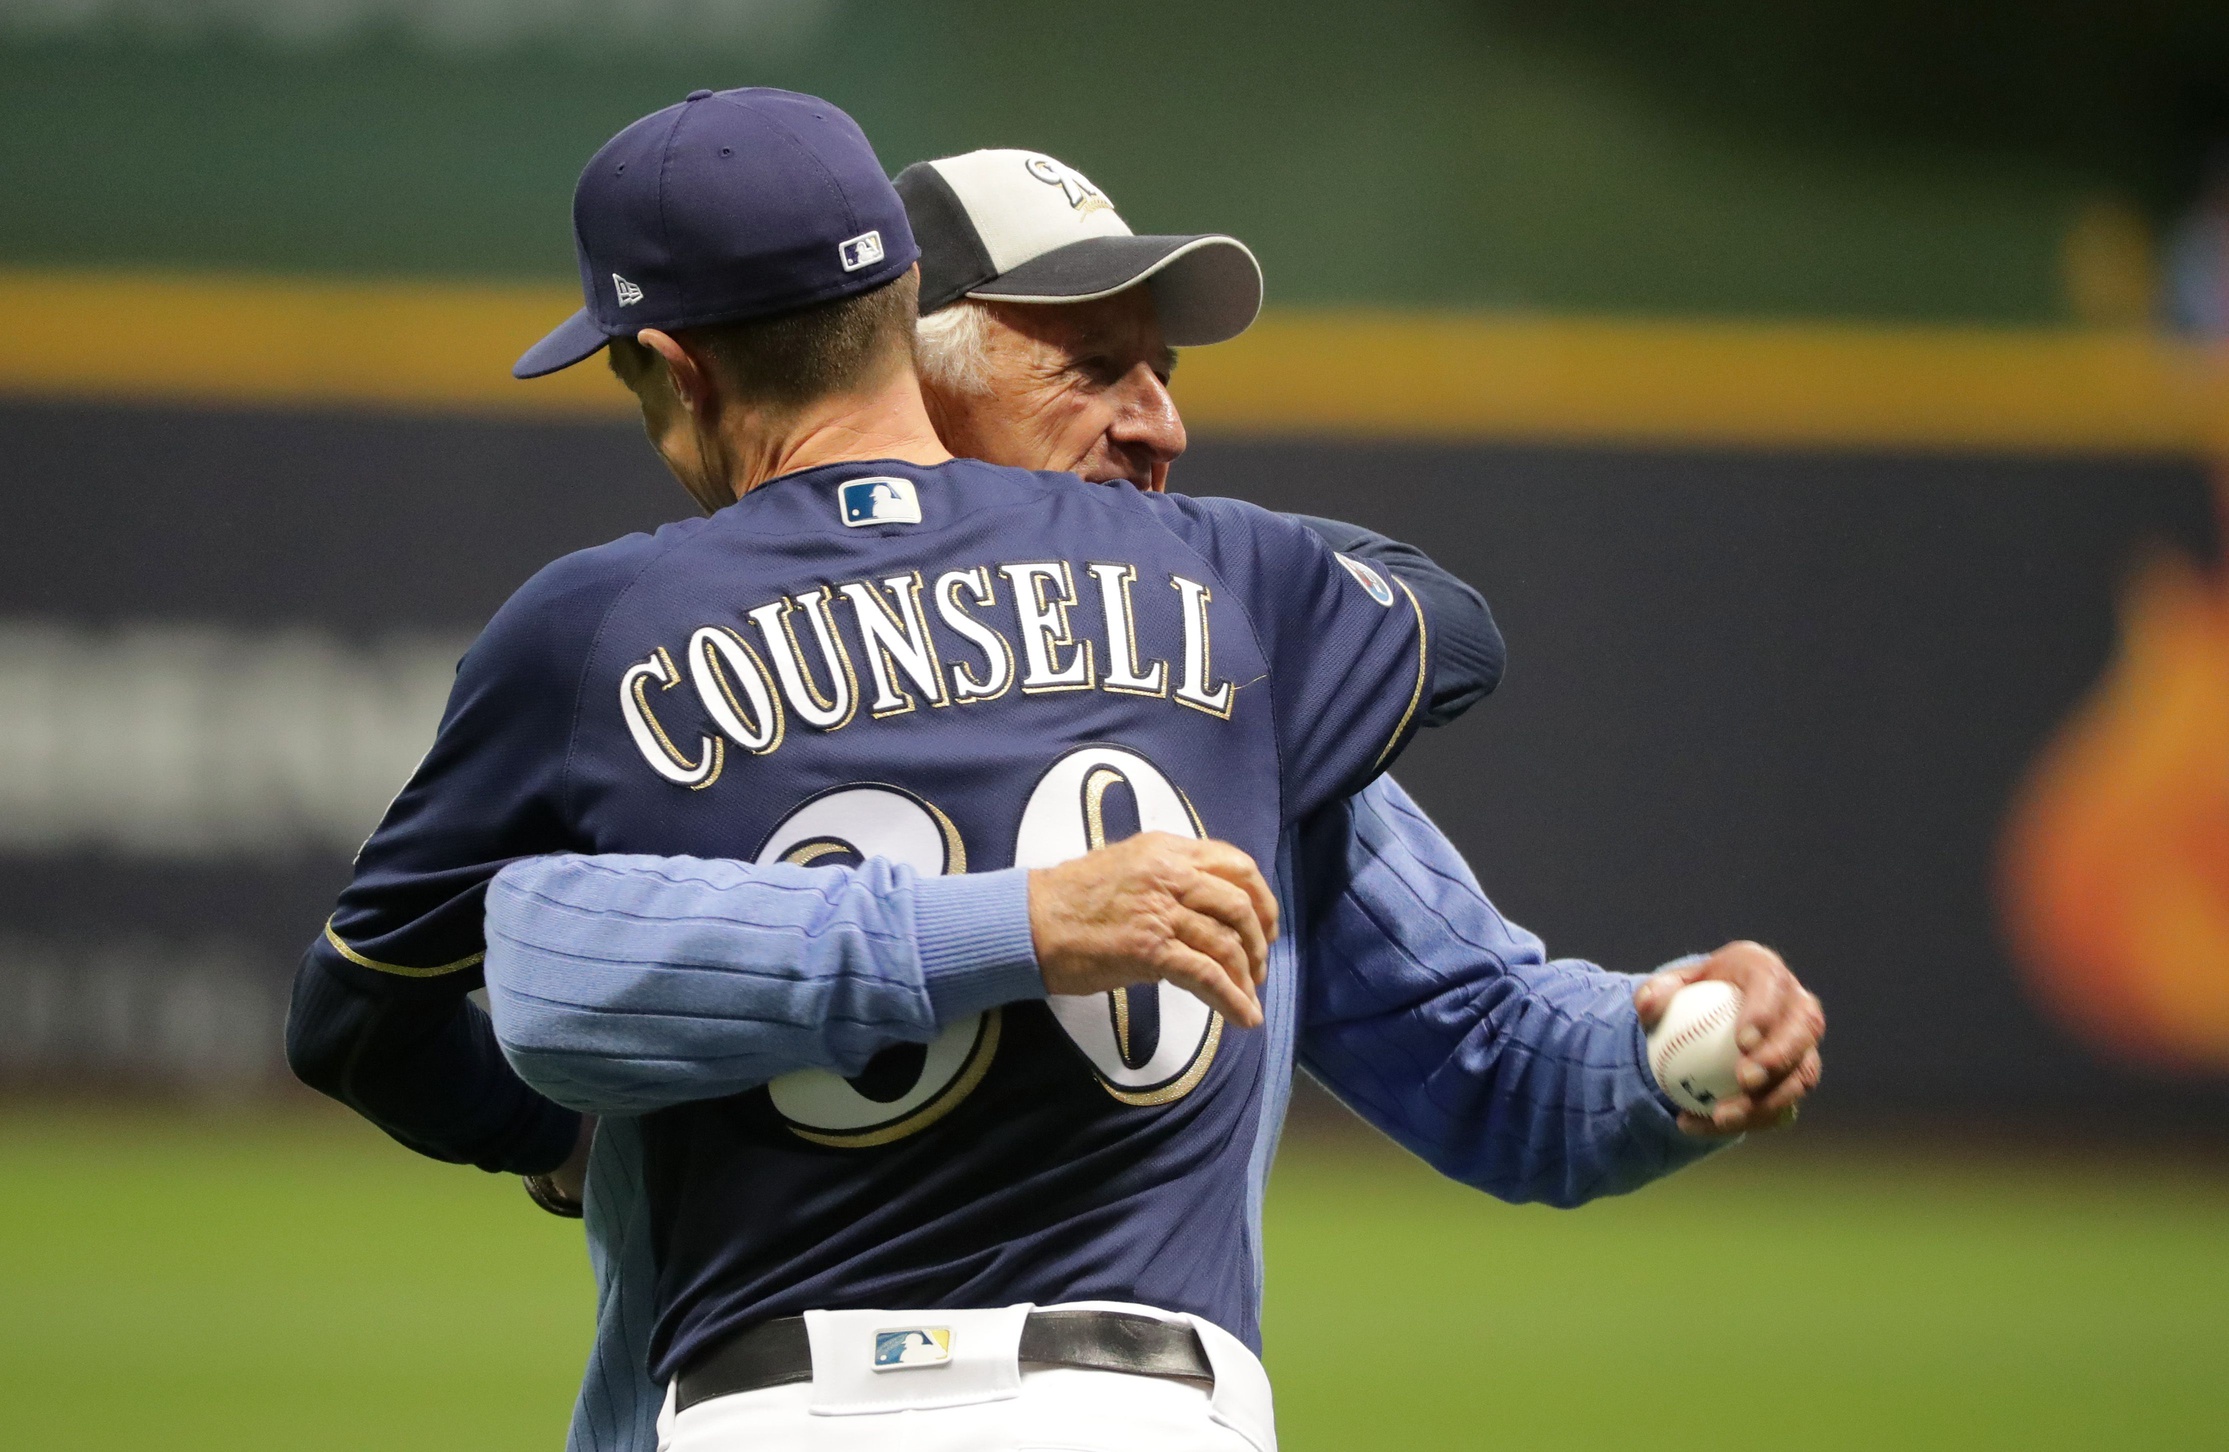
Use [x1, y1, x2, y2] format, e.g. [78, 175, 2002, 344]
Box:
[0, 270, 627, 417]
[4, 268, 2228, 455]
[1181, 313, 2229, 457]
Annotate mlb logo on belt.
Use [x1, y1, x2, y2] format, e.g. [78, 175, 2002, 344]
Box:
[839, 229, 886, 272]
[840, 476, 921, 527]
[873, 1327, 952, 1370]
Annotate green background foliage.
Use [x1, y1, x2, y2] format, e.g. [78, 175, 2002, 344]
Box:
[13, 0, 2219, 321]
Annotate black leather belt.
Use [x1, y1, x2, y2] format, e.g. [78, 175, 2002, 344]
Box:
[676, 1309, 1213, 1412]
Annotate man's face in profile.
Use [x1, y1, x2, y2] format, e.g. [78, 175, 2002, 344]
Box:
[924, 288, 1187, 492]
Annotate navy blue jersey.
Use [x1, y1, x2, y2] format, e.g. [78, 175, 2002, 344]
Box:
[321, 458, 1430, 1377]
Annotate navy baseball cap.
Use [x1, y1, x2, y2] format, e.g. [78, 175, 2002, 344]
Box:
[515, 87, 919, 380]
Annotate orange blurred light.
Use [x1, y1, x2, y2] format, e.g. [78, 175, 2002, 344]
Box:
[2000, 482, 2229, 1071]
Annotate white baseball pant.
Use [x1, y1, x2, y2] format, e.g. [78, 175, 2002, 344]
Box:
[658, 1301, 1276, 1452]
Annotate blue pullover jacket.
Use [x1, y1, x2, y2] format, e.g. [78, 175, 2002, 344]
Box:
[484, 777, 1715, 1452]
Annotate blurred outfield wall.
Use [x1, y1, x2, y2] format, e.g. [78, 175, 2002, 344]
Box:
[6, 4, 2229, 1122]
[4, 359, 2228, 1122]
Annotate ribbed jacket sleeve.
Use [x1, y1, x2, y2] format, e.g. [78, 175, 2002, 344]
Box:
[1297, 777, 1722, 1207]
[482, 855, 1042, 1117]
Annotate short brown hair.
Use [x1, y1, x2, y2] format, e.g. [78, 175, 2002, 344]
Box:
[608, 269, 918, 410]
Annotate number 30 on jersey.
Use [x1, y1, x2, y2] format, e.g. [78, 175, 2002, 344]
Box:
[756, 745, 1223, 1147]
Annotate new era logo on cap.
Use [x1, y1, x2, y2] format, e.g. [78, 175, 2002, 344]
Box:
[612, 274, 644, 306]
[839, 477, 920, 527]
[839, 230, 885, 272]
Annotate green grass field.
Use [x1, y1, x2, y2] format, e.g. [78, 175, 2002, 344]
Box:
[2, 1107, 2223, 1451]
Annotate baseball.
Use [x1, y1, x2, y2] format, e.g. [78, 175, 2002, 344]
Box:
[1645, 980, 1745, 1116]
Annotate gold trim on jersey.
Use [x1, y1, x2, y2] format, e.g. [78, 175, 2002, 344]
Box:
[1101, 1013, 1225, 1108]
[784, 1008, 1003, 1149]
[322, 918, 484, 977]
[1372, 576, 1430, 771]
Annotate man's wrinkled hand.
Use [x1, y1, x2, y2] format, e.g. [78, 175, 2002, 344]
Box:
[1634, 941, 1824, 1137]
[1029, 833, 1278, 1028]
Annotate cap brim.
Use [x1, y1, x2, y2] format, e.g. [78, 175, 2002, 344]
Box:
[513, 308, 615, 380]
[966, 234, 1263, 346]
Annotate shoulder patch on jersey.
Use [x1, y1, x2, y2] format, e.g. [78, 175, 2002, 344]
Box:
[840, 477, 922, 527]
[1334, 552, 1397, 607]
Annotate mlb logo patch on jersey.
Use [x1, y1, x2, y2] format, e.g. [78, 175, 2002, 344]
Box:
[840, 477, 922, 527]
[1334, 552, 1397, 606]
[873, 1327, 952, 1369]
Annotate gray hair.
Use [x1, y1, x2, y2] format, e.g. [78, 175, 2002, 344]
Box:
[914, 299, 996, 397]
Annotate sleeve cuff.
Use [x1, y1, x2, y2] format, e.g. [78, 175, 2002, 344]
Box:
[1624, 1008, 1740, 1161]
[507, 1101, 587, 1177]
[1626, 1012, 1693, 1124]
[914, 868, 1044, 1025]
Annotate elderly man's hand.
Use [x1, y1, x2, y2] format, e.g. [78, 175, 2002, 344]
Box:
[1633, 941, 1824, 1137]
[1028, 833, 1278, 1028]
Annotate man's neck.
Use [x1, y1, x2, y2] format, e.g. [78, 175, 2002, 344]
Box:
[723, 368, 952, 499]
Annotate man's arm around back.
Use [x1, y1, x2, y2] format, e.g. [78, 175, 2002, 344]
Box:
[486, 835, 1279, 1115]
[1296, 778, 1722, 1207]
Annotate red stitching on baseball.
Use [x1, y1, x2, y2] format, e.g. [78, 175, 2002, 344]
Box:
[1651, 994, 1740, 1080]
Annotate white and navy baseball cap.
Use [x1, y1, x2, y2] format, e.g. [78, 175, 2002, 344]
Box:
[894, 150, 1262, 346]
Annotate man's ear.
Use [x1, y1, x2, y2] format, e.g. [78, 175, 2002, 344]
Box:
[637, 329, 710, 417]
